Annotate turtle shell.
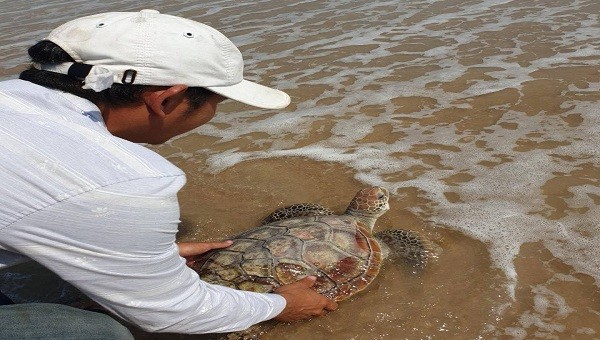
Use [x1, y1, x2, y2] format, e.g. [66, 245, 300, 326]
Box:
[191, 214, 382, 301]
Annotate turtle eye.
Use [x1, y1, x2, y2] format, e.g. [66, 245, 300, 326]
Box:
[376, 193, 385, 200]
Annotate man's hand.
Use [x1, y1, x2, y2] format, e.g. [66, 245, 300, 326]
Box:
[273, 276, 338, 322]
[177, 240, 232, 266]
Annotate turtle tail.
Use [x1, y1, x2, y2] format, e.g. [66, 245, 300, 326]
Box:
[374, 229, 438, 268]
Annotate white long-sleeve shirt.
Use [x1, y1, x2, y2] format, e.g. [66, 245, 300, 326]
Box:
[0, 79, 286, 333]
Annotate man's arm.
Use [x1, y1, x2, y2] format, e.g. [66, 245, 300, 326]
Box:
[2, 175, 332, 333]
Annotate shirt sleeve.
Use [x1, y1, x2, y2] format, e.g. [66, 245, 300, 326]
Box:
[2, 175, 286, 334]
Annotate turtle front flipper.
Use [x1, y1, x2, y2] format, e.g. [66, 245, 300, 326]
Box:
[262, 203, 334, 224]
[374, 229, 438, 268]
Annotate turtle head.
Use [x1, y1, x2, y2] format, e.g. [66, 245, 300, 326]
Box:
[345, 187, 390, 231]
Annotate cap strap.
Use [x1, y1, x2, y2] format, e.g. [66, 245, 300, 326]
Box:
[33, 62, 115, 92]
[67, 63, 94, 79]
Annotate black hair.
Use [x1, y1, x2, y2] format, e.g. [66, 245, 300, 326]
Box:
[19, 40, 213, 110]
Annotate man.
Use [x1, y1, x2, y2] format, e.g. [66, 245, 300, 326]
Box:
[0, 9, 337, 337]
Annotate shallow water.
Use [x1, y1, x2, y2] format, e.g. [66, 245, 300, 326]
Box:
[0, 0, 598, 339]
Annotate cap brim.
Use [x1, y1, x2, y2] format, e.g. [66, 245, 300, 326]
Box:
[206, 79, 291, 109]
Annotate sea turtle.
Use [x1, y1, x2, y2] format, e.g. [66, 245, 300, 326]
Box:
[191, 186, 432, 301]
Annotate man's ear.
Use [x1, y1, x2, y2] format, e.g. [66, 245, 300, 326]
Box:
[142, 85, 189, 117]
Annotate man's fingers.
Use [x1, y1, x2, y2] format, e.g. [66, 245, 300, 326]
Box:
[325, 299, 338, 311]
[299, 275, 317, 287]
[177, 240, 233, 257]
[207, 240, 233, 250]
[273, 277, 340, 322]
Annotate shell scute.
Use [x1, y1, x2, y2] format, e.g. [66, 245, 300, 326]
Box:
[322, 255, 365, 282]
[237, 276, 279, 293]
[274, 260, 313, 285]
[302, 240, 351, 271]
[286, 222, 331, 240]
[227, 239, 258, 252]
[241, 244, 271, 260]
[241, 226, 286, 240]
[240, 258, 273, 277]
[319, 215, 355, 230]
[331, 228, 370, 257]
[264, 235, 303, 258]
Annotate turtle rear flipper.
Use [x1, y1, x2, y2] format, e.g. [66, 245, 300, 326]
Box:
[262, 203, 334, 224]
[374, 229, 438, 268]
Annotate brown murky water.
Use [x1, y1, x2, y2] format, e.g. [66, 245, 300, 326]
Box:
[1, 0, 598, 339]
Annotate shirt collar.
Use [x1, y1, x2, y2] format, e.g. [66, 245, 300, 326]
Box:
[56, 91, 106, 126]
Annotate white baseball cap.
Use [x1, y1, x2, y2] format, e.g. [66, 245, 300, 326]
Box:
[40, 9, 290, 109]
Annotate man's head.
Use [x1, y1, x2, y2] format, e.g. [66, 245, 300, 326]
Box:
[19, 10, 291, 144]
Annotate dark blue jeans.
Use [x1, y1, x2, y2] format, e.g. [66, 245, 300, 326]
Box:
[0, 303, 133, 339]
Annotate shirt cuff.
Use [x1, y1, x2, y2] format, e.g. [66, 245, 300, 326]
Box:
[262, 293, 287, 320]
